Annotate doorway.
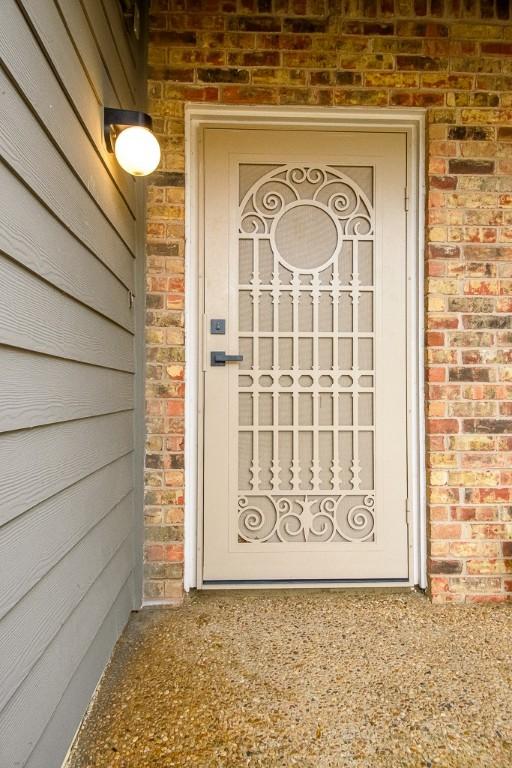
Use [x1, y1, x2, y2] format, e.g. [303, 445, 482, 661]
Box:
[186, 107, 425, 588]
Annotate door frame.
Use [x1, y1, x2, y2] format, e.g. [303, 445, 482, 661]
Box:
[185, 104, 426, 591]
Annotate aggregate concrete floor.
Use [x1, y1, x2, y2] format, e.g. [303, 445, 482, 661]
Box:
[68, 590, 512, 768]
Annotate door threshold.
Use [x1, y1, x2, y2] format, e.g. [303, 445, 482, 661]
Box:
[201, 578, 414, 590]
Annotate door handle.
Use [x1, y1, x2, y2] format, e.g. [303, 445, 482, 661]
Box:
[211, 351, 244, 367]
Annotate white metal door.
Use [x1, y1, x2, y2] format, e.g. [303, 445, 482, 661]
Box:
[201, 127, 409, 583]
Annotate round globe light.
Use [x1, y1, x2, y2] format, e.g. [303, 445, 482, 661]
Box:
[114, 126, 161, 176]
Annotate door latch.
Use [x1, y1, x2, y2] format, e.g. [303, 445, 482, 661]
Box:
[211, 351, 244, 366]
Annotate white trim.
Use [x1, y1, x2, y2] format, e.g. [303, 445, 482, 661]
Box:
[184, 109, 199, 591]
[185, 104, 426, 591]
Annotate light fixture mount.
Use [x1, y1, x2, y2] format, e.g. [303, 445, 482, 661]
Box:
[104, 107, 153, 152]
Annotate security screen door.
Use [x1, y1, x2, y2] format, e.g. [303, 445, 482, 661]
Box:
[202, 127, 409, 583]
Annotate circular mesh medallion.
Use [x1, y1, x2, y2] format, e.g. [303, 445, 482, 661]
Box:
[274, 203, 338, 270]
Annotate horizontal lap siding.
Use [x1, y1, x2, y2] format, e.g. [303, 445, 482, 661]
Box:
[0, 1, 144, 766]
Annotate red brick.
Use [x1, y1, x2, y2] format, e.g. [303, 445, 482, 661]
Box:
[429, 558, 463, 574]
[468, 594, 509, 603]
[427, 367, 446, 383]
[427, 419, 459, 434]
[427, 315, 459, 330]
[429, 576, 449, 594]
[166, 400, 185, 416]
[431, 523, 462, 539]
[145, 544, 165, 562]
[164, 544, 184, 562]
[481, 42, 512, 55]
[428, 244, 460, 259]
[430, 175, 457, 189]
[427, 331, 444, 346]
[449, 159, 495, 174]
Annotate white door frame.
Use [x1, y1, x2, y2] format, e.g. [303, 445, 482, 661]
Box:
[184, 104, 426, 591]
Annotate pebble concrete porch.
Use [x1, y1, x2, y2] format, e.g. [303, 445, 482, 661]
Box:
[68, 591, 512, 768]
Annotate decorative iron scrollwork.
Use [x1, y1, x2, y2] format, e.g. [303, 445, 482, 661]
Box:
[237, 162, 376, 547]
[238, 494, 375, 544]
[240, 164, 374, 250]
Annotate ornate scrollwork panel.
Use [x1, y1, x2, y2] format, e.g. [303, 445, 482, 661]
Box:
[238, 494, 375, 544]
[237, 163, 376, 547]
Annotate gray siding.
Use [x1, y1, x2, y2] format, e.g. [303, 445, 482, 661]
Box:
[0, 1, 145, 765]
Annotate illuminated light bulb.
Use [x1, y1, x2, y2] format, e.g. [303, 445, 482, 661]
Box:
[114, 126, 161, 176]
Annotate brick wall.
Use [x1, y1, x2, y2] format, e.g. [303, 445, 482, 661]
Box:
[144, 0, 512, 604]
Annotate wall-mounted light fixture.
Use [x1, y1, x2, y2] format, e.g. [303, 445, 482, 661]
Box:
[104, 107, 161, 177]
